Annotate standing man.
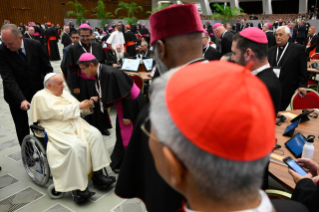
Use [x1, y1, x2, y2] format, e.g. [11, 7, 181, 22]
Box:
[202, 31, 220, 60]
[262, 23, 276, 48]
[258, 20, 263, 30]
[34, 23, 44, 47]
[297, 20, 306, 45]
[236, 20, 241, 32]
[248, 19, 253, 27]
[106, 22, 125, 59]
[213, 23, 233, 56]
[268, 26, 307, 111]
[124, 25, 137, 57]
[64, 24, 111, 136]
[305, 20, 311, 38]
[305, 27, 319, 58]
[240, 19, 247, 31]
[288, 21, 297, 43]
[45, 22, 60, 61]
[0, 24, 53, 147]
[115, 3, 205, 212]
[61, 27, 72, 48]
[23, 27, 34, 39]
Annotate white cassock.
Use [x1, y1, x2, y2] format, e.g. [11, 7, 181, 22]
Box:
[106, 30, 125, 49]
[30, 88, 111, 192]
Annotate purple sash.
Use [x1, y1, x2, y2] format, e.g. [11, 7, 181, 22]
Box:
[115, 83, 140, 149]
[77, 69, 96, 80]
[34, 32, 40, 36]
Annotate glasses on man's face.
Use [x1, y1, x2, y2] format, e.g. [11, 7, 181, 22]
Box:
[80, 35, 91, 38]
[80, 66, 88, 72]
[141, 116, 159, 141]
[202, 37, 207, 39]
[72, 36, 80, 39]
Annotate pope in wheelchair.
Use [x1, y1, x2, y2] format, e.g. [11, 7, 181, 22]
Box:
[29, 73, 116, 200]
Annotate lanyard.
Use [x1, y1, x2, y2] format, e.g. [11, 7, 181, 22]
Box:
[308, 36, 314, 46]
[276, 42, 289, 65]
[252, 63, 270, 75]
[27, 32, 32, 39]
[95, 64, 104, 113]
[79, 41, 92, 54]
[203, 44, 209, 56]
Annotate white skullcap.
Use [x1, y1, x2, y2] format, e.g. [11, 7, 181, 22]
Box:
[44, 73, 58, 85]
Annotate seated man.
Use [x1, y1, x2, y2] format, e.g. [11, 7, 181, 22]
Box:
[111, 44, 130, 67]
[149, 61, 309, 212]
[138, 41, 152, 58]
[30, 73, 115, 200]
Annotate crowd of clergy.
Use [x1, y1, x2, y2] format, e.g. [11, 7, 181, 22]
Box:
[1, 3, 319, 212]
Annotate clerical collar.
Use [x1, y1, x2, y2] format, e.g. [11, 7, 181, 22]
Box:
[279, 42, 288, 49]
[265, 30, 273, 33]
[203, 44, 209, 55]
[183, 190, 275, 212]
[252, 63, 270, 76]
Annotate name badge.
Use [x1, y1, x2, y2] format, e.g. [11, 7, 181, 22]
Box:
[273, 66, 281, 78]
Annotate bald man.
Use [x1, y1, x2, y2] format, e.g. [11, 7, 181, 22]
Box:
[23, 26, 34, 39]
[213, 23, 233, 56]
[305, 27, 319, 57]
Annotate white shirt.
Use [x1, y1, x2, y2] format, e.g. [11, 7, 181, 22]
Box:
[20, 40, 26, 55]
[252, 63, 270, 75]
[106, 30, 125, 50]
[184, 190, 275, 212]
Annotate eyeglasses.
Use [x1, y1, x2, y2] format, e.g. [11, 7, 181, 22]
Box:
[140, 116, 160, 142]
[80, 66, 88, 72]
[80, 35, 91, 38]
[202, 37, 208, 39]
[72, 37, 80, 39]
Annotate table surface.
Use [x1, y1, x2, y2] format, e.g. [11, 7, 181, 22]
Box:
[307, 61, 319, 73]
[121, 63, 152, 81]
[270, 109, 319, 191]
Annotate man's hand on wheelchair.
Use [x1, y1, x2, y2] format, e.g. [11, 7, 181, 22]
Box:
[74, 88, 80, 95]
[21, 100, 31, 111]
[79, 100, 94, 110]
[90, 96, 99, 103]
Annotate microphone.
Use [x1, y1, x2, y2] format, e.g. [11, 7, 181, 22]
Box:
[300, 91, 319, 109]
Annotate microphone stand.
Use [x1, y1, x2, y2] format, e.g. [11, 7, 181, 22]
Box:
[300, 91, 319, 109]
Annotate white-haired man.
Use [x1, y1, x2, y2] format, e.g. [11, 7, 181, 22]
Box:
[213, 23, 233, 56]
[29, 73, 116, 200]
[111, 44, 130, 67]
[23, 26, 34, 39]
[262, 23, 276, 48]
[149, 61, 309, 212]
[268, 26, 307, 111]
[61, 27, 71, 48]
[139, 41, 152, 58]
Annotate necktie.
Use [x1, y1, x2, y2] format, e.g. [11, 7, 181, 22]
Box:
[18, 49, 27, 63]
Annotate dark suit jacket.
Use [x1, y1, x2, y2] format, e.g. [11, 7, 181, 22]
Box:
[266, 31, 276, 49]
[297, 24, 307, 38]
[221, 31, 233, 56]
[236, 23, 241, 32]
[256, 68, 281, 115]
[248, 23, 253, 27]
[204, 46, 220, 61]
[292, 178, 319, 212]
[140, 50, 153, 58]
[288, 28, 297, 43]
[305, 35, 319, 55]
[268, 43, 307, 106]
[0, 38, 53, 105]
[258, 23, 262, 29]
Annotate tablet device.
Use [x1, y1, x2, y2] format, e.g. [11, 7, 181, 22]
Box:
[283, 118, 300, 137]
[290, 110, 314, 123]
[284, 132, 307, 158]
[143, 58, 153, 71]
[121, 59, 140, 72]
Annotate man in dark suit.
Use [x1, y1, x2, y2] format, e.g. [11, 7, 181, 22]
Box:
[288, 21, 297, 43]
[213, 23, 233, 56]
[268, 26, 307, 111]
[138, 41, 153, 58]
[258, 20, 263, 30]
[236, 20, 241, 32]
[305, 20, 311, 38]
[23, 27, 34, 39]
[262, 23, 276, 48]
[248, 19, 253, 27]
[240, 19, 248, 31]
[203, 21, 211, 29]
[305, 26, 319, 58]
[297, 20, 307, 45]
[0, 24, 53, 146]
[202, 32, 220, 60]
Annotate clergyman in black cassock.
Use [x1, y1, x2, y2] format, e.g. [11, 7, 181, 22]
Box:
[203, 45, 220, 61]
[65, 38, 112, 134]
[265, 31, 276, 49]
[34, 24, 44, 47]
[61, 30, 72, 48]
[140, 26, 149, 36]
[124, 27, 137, 57]
[45, 24, 61, 61]
[0, 36, 53, 146]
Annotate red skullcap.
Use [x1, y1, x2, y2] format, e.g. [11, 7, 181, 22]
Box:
[126, 25, 131, 29]
[165, 61, 276, 161]
[149, 4, 204, 45]
[240, 27, 268, 44]
[311, 26, 316, 30]
[79, 53, 96, 61]
[47, 22, 52, 26]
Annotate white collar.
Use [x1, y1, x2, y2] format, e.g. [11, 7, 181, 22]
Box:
[97, 63, 101, 79]
[21, 39, 25, 50]
[252, 63, 270, 75]
[184, 190, 274, 212]
[265, 30, 273, 33]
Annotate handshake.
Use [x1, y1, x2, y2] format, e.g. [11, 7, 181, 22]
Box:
[79, 100, 94, 110]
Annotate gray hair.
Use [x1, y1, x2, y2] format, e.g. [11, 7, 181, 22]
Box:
[141, 41, 148, 47]
[150, 73, 269, 204]
[277, 26, 290, 35]
[1, 24, 22, 37]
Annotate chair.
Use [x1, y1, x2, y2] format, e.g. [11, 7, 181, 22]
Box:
[266, 189, 292, 200]
[310, 53, 319, 60]
[128, 73, 144, 93]
[290, 88, 319, 110]
[308, 79, 319, 92]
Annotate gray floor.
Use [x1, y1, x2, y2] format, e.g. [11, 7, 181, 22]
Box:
[0, 42, 146, 212]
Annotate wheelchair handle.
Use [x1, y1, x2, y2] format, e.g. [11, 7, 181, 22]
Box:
[30, 124, 45, 132]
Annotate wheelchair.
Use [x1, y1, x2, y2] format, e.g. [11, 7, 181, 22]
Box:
[21, 122, 110, 203]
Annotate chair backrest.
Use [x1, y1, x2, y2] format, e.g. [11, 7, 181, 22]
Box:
[128, 73, 144, 93]
[310, 53, 319, 60]
[291, 89, 319, 110]
[265, 189, 291, 200]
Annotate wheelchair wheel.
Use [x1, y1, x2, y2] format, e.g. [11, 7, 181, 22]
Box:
[48, 184, 65, 199]
[21, 135, 50, 186]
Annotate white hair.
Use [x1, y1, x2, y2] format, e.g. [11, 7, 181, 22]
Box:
[277, 26, 290, 35]
[150, 73, 269, 204]
[141, 41, 148, 47]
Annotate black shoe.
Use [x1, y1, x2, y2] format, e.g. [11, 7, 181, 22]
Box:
[102, 129, 110, 136]
[112, 168, 120, 174]
[72, 187, 95, 199]
[92, 169, 116, 189]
